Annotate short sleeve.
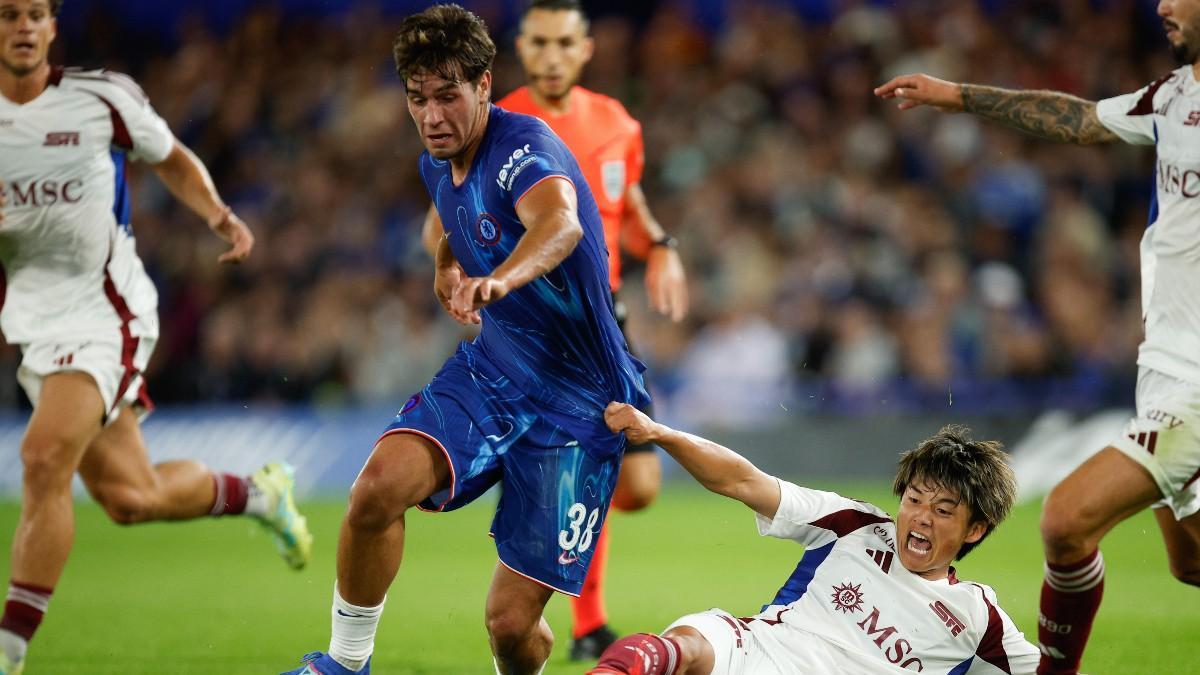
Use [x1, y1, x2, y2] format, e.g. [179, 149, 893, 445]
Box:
[495, 128, 574, 208]
[79, 71, 174, 163]
[626, 121, 645, 186]
[1095, 75, 1175, 146]
[966, 584, 1041, 675]
[755, 480, 892, 548]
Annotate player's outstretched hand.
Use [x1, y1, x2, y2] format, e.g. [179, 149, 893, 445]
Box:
[646, 246, 688, 323]
[449, 275, 511, 324]
[209, 207, 255, 263]
[434, 261, 478, 324]
[874, 73, 964, 112]
[604, 402, 661, 445]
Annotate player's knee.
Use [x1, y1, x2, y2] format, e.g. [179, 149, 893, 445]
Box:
[20, 436, 80, 494]
[662, 626, 715, 674]
[1168, 559, 1200, 587]
[612, 480, 658, 512]
[484, 605, 542, 650]
[1039, 504, 1091, 562]
[93, 486, 153, 525]
[345, 475, 409, 531]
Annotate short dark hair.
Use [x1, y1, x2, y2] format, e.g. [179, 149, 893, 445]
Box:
[522, 0, 589, 31]
[393, 4, 496, 85]
[892, 425, 1017, 560]
[48, 0, 63, 15]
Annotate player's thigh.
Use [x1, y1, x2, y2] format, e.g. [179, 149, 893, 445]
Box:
[373, 361, 521, 514]
[21, 371, 106, 477]
[1042, 446, 1162, 543]
[484, 560, 554, 635]
[613, 449, 662, 511]
[353, 429, 451, 514]
[494, 419, 622, 596]
[77, 405, 157, 499]
[1156, 505, 1200, 584]
[1111, 367, 1200, 519]
[665, 610, 756, 675]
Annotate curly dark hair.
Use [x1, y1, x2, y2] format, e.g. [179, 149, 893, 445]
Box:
[892, 425, 1018, 560]
[393, 4, 496, 85]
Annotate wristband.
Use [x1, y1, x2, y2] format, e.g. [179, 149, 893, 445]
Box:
[650, 235, 678, 249]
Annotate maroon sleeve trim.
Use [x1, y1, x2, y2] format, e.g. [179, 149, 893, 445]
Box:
[85, 93, 133, 151]
[972, 584, 1013, 674]
[809, 508, 892, 538]
[1128, 73, 1176, 116]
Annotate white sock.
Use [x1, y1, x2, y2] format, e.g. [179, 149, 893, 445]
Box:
[329, 583, 385, 672]
[0, 628, 27, 663]
[244, 480, 270, 517]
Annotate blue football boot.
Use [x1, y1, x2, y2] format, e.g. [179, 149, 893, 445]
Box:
[280, 651, 370, 675]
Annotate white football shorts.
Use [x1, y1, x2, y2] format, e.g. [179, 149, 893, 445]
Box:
[17, 333, 156, 426]
[666, 608, 910, 675]
[1111, 367, 1200, 520]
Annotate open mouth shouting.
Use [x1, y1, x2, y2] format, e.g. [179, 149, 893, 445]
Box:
[906, 531, 933, 556]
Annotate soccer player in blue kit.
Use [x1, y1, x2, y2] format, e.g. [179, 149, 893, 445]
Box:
[281, 5, 649, 675]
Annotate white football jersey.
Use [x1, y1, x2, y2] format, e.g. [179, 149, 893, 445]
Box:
[1097, 67, 1200, 385]
[0, 67, 172, 345]
[751, 480, 1039, 674]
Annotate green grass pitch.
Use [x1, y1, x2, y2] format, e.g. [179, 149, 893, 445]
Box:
[1, 482, 1195, 674]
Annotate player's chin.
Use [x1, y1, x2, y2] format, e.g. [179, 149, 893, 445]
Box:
[425, 145, 458, 160]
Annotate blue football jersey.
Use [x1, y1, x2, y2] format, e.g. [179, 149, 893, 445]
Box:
[419, 105, 649, 424]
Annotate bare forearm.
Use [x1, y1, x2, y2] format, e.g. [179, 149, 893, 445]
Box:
[435, 234, 457, 269]
[655, 427, 760, 499]
[422, 204, 442, 259]
[152, 142, 226, 223]
[490, 211, 581, 290]
[960, 85, 1118, 145]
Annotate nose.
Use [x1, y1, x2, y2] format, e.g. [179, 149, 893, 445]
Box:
[424, 102, 445, 127]
[1159, 1, 1171, 19]
[915, 508, 933, 527]
[541, 45, 562, 68]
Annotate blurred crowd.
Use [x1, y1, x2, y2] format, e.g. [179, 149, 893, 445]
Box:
[0, 0, 1167, 425]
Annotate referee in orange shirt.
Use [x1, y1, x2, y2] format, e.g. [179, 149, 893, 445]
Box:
[421, 0, 688, 661]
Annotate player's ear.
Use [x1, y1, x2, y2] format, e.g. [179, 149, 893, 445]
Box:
[582, 36, 595, 64]
[478, 71, 493, 102]
[963, 520, 987, 545]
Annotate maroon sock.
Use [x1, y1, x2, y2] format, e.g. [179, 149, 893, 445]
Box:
[209, 473, 250, 516]
[1037, 549, 1104, 674]
[589, 633, 680, 675]
[0, 581, 53, 643]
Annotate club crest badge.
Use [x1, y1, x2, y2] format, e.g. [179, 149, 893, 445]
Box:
[475, 213, 501, 246]
[399, 393, 422, 415]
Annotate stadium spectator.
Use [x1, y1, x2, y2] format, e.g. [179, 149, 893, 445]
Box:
[9, 0, 1162, 420]
[590, 402, 1038, 675]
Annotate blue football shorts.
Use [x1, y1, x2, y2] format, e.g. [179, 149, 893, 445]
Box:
[380, 344, 626, 597]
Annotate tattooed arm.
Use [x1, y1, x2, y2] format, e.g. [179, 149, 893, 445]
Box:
[959, 84, 1119, 145]
[875, 74, 1120, 145]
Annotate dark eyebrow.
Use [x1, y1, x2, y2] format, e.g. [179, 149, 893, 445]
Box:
[407, 82, 459, 96]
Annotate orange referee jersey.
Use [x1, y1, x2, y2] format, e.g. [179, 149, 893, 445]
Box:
[498, 85, 644, 291]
